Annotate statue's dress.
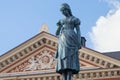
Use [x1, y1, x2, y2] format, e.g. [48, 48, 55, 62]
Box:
[55, 16, 80, 74]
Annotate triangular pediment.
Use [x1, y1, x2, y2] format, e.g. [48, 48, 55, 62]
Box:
[0, 32, 120, 73]
[0, 32, 57, 73]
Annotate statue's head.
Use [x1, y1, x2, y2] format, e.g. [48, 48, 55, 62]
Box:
[60, 3, 72, 16]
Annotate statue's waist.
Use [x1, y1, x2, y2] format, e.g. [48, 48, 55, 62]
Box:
[62, 28, 74, 31]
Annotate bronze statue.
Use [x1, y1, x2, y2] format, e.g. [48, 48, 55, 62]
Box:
[55, 3, 81, 80]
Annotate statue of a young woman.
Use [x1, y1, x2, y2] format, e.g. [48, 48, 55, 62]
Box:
[55, 3, 81, 80]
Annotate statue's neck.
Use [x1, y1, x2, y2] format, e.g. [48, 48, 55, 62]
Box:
[66, 15, 72, 19]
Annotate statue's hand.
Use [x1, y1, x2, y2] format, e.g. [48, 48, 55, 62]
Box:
[78, 42, 81, 49]
[78, 38, 81, 49]
[56, 31, 59, 36]
[79, 45, 81, 49]
[56, 35, 60, 38]
[56, 26, 62, 36]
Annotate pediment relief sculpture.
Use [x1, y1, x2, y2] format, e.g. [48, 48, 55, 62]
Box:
[8, 49, 56, 73]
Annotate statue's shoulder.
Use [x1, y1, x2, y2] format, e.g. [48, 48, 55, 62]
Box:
[72, 16, 80, 26]
[71, 16, 80, 22]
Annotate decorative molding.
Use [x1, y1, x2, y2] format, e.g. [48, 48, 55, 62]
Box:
[8, 49, 56, 73]
[81, 47, 120, 67]
[0, 68, 120, 80]
[79, 49, 119, 68]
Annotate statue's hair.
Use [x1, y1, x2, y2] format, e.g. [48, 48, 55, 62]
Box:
[60, 3, 73, 16]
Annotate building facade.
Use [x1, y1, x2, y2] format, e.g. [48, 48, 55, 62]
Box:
[0, 25, 120, 80]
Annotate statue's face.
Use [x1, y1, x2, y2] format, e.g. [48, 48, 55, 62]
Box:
[60, 8, 69, 17]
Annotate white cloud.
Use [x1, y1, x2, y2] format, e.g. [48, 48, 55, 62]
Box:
[89, 0, 120, 52]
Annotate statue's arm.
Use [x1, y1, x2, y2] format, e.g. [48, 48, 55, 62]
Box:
[75, 18, 81, 49]
[56, 21, 62, 36]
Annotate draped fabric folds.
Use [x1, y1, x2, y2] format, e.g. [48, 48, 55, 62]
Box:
[55, 16, 81, 74]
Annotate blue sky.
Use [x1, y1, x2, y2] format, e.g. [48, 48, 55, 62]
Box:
[0, 0, 120, 55]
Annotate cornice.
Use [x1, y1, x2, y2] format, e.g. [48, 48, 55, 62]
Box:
[0, 68, 120, 80]
[80, 47, 120, 68]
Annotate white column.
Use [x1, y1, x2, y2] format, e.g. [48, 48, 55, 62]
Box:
[99, 60, 103, 65]
[89, 56, 93, 61]
[55, 43, 57, 48]
[60, 76, 63, 80]
[84, 54, 87, 59]
[31, 45, 35, 50]
[108, 71, 111, 76]
[32, 78, 35, 80]
[45, 39, 48, 45]
[79, 74, 82, 79]
[40, 40, 44, 44]
[110, 64, 114, 68]
[90, 73, 93, 79]
[0, 64, 2, 69]
[96, 72, 100, 78]
[114, 71, 117, 76]
[43, 77, 46, 80]
[84, 73, 88, 79]
[102, 72, 105, 77]
[26, 48, 30, 52]
[94, 58, 97, 63]
[51, 41, 54, 46]
[104, 62, 108, 67]
[20, 78, 24, 80]
[21, 51, 26, 55]
[48, 76, 52, 80]
[2, 61, 7, 66]
[35, 42, 39, 47]
[73, 75, 77, 80]
[26, 78, 30, 80]
[12, 56, 16, 61]
[7, 59, 11, 64]
[37, 77, 41, 80]
[54, 76, 58, 80]
[16, 54, 21, 59]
